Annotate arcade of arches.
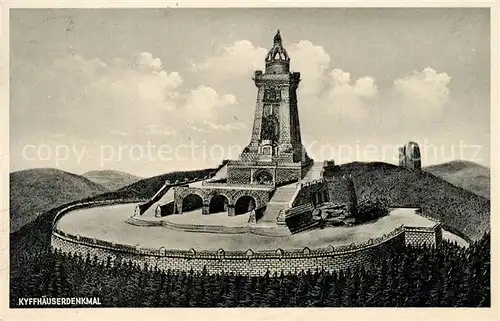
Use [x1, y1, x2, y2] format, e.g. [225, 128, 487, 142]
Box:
[176, 191, 261, 217]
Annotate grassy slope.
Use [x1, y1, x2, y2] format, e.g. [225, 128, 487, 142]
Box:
[424, 160, 490, 199]
[83, 170, 142, 191]
[330, 162, 490, 242]
[10, 168, 109, 233]
[89, 167, 220, 202]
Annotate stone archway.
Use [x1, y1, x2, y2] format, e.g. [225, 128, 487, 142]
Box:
[234, 195, 257, 215]
[209, 194, 230, 214]
[181, 194, 203, 213]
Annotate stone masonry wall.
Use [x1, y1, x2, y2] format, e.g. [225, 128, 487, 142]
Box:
[404, 224, 441, 247]
[51, 231, 405, 276]
[291, 179, 328, 207]
[275, 166, 301, 185]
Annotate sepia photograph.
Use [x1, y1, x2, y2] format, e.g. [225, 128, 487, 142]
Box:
[2, 3, 498, 318]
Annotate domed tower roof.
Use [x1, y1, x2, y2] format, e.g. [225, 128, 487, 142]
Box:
[265, 30, 290, 74]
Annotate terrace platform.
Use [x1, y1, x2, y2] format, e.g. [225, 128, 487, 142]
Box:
[55, 203, 469, 251]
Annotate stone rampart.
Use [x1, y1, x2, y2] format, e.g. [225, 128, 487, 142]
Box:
[51, 200, 409, 276]
[51, 228, 405, 276]
[52, 202, 445, 276]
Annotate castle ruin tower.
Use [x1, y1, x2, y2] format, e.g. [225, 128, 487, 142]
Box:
[228, 30, 312, 186]
[398, 141, 422, 169]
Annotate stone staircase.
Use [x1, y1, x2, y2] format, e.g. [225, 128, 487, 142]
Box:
[142, 188, 175, 217]
[142, 179, 210, 217]
[302, 162, 324, 182]
[258, 183, 298, 224]
[139, 163, 229, 218]
[256, 162, 325, 225]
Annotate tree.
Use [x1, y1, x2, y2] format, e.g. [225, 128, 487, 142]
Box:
[356, 266, 371, 306]
[237, 274, 255, 307]
[339, 268, 354, 307]
[293, 271, 310, 307]
[277, 272, 295, 307]
[326, 270, 344, 307]
[355, 196, 390, 223]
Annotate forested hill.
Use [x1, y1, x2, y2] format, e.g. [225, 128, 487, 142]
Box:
[83, 170, 142, 191]
[10, 168, 109, 233]
[424, 160, 490, 199]
[328, 162, 490, 242]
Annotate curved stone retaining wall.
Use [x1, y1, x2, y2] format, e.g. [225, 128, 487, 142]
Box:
[51, 202, 441, 276]
[51, 229, 405, 276]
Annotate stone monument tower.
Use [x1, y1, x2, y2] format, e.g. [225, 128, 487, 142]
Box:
[227, 30, 312, 186]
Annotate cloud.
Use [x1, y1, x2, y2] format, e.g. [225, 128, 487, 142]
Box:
[189, 39, 377, 119]
[140, 125, 177, 136]
[135, 52, 164, 71]
[204, 121, 247, 131]
[189, 38, 383, 123]
[329, 70, 378, 98]
[12, 50, 248, 158]
[90, 52, 183, 110]
[190, 40, 267, 77]
[183, 85, 237, 120]
[41, 52, 239, 125]
[192, 39, 332, 96]
[42, 52, 185, 123]
[391, 67, 451, 117]
[285, 41, 377, 119]
[318, 69, 378, 118]
[197, 121, 247, 132]
[189, 121, 246, 133]
[288, 40, 331, 95]
[188, 39, 451, 126]
[190, 126, 211, 133]
[109, 129, 132, 137]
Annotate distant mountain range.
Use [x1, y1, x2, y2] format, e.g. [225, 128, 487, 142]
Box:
[83, 170, 142, 191]
[424, 160, 490, 199]
[9, 168, 109, 233]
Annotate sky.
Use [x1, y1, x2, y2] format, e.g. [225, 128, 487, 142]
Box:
[9, 8, 491, 177]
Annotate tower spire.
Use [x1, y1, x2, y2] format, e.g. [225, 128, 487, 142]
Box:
[265, 29, 289, 72]
[273, 29, 282, 45]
